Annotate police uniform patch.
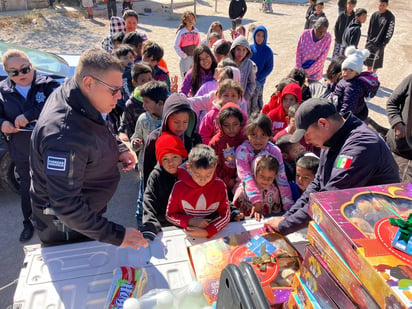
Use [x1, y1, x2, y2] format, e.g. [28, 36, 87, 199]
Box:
[45, 151, 70, 176]
[336, 155, 353, 169]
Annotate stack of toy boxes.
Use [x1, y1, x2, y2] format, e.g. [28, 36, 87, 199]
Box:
[188, 228, 301, 306]
[306, 183, 412, 309]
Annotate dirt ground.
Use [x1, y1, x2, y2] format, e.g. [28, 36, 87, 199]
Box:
[0, 0, 411, 127]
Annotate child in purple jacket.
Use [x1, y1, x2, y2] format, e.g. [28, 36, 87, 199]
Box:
[332, 46, 380, 121]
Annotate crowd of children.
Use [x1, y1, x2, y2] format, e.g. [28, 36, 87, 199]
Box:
[86, 0, 397, 240]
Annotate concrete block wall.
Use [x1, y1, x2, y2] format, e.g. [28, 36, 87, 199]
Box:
[0, 0, 48, 11]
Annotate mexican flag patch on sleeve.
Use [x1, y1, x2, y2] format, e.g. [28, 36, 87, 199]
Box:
[336, 155, 353, 169]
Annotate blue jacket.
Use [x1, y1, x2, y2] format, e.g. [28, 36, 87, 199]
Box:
[0, 71, 59, 161]
[278, 113, 400, 234]
[250, 25, 274, 85]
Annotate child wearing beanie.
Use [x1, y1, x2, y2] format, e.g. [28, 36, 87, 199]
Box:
[332, 46, 380, 121]
[140, 132, 188, 240]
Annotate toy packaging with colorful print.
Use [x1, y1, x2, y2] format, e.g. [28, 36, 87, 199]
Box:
[308, 183, 412, 309]
[188, 228, 301, 305]
[301, 244, 357, 309]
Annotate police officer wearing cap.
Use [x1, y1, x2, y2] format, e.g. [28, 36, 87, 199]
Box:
[266, 98, 400, 234]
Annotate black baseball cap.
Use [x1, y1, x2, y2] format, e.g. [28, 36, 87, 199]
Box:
[290, 98, 338, 143]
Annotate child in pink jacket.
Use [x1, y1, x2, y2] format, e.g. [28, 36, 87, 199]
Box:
[199, 79, 244, 144]
[235, 113, 293, 221]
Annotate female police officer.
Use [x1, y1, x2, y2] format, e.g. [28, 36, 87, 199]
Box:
[0, 49, 59, 242]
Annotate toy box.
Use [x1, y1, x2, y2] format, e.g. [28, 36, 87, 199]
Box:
[188, 228, 300, 305]
[308, 183, 412, 308]
[286, 292, 304, 309]
[301, 245, 357, 309]
[307, 222, 380, 309]
[292, 273, 322, 309]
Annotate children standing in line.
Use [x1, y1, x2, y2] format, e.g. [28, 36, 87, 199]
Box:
[179, 45, 217, 97]
[173, 11, 200, 80]
[131, 81, 168, 174]
[122, 0, 134, 11]
[294, 152, 320, 200]
[143, 93, 202, 189]
[267, 82, 302, 136]
[201, 21, 225, 46]
[333, 46, 380, 121]
[262, 77, 296, 115]
[123, 9, 139, 33]
[231, 25, 247, 40]
[304, 0, 316, 30]
[141, 40, 171, 90]
[235, 113, 293, 221]
[233, 155, 282, 218]
[306, 2, 326, 30]
[118, 63, 153, 142]
[209, 103, 246, 196]
[341, 8, 368, 51]
[140, 132, 187, 240]
[166, 144, 231, 238]
[250, 25, 274, 110]
[192, 60, 238, 98]
[333, 0, 356, 58]
[101, 16, 125, 54]
[229, 35, 256, 115]
[212, 40, 232, 63]
[364, 0, 395, 73]
[132, 81, 168, 228]
[123, 31, 146, 63]
[114, 44, 135, 110]
[229, 0, 247, 30]
[296, 17, 332, 81]
[199, 79, 244, 144]
[275, 134, 305, 182]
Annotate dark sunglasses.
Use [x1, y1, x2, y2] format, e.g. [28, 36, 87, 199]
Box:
[7, 65, 31, 77]
[89, 75, 122, 96]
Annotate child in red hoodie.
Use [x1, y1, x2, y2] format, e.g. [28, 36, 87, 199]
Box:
[166, 144, 231, 238]
[267, 82, 302, 136]
[209, 103, 246, 196]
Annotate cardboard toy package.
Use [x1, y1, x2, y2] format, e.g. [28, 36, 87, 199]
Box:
[286, 292, 304, 309]
[307, 222, 380, 309]
[308, 183, 412, 309]
[188, 228, 301, 305]
[292, 273, 322, 309]
[301, 245, 357, 309]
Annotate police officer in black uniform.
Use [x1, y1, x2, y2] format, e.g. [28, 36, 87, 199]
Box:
[30, 48, 147, 250]
[0, 50, 59, 242]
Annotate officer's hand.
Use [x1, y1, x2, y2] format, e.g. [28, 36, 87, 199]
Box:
[121, 227, 148, 250]
[1, 121, 18, 134]
[264, 216, 285, 232]
[14, 114, 29, 129]
[119, 151, 136, 171]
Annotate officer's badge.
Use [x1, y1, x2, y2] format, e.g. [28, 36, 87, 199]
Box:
[35, 92, 46, 104]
